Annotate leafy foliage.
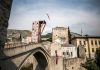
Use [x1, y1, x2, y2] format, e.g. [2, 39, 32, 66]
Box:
[41, 33, 52, 42]
[82, 60, 100, 70]
[95, 48, 100, 67]
[42, 33, 52, 38]
[46, 37, 52, 42]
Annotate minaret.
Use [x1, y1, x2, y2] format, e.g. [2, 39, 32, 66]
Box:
[68, 26, 71, 44]
[81, 28, 83, 36]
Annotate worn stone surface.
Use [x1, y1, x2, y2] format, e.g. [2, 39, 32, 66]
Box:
[64, 58, 86, 70]
[0, 0, 13, 49]
[50, 56, 63, 70]
[1, 42, 50, 70]
[78, 45, 86, 59]
[0, 0, 13, 70]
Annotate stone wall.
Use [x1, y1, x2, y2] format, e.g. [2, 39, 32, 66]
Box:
[64, 58, 86, 70]
[50, 57, 86, 70]
[0, 0, 13, 49]
[0, 0, 13, 70]
[52, 27, 69, 44]
[50, 56, 63, 70]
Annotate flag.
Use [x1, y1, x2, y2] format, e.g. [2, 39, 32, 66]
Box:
[46, 13, 50, 20]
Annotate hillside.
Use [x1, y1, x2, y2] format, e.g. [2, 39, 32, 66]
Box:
[7, 29, 32, 42]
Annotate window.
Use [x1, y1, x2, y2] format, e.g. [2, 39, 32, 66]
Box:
[71, 52, 73, 56]
[72, 67, 74, 69]
[99, 41, 100, 45]
[67, 52, 69, 55]
[85, 48, 87, 52]
[95, 40, 97, 45]
[91, 40, 93, 45]
[79, 41, 82, 45]
[84, 41, 86, 45]
[63, 52, 65, 55]
[92, 48, 94, 52]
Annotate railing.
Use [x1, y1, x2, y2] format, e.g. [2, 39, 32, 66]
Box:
[4, 42, 28, 49]
[2, 42, 51, 59]
[4, 43, 40, 56]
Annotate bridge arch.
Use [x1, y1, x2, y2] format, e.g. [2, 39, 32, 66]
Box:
[19, 47, 50, 70]
[0, 1, 51, 70]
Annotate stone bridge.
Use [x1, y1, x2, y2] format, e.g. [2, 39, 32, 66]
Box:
[0, 0, 86, 70]
[0, 0, 53, 70]
[1, 42, 51, 70]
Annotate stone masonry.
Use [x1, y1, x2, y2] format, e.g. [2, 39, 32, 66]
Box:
[0, 0, 13, 70]
[0, 0, 13, 49]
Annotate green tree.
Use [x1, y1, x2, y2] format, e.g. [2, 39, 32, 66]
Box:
[47, 37, 52, 42]
[95, 48, 100, 67]
[83, 60, 99, 70]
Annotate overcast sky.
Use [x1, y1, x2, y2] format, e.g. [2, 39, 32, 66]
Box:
[8, 0, 100, 36]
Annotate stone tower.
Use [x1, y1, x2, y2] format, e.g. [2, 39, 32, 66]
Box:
[32, 20, 46, 43]
[52, 27, 69, 44]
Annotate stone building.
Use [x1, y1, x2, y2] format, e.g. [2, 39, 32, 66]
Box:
[50, 39, 78, 70]
[51, 27, 77, 59]
[52, 27, 69, 44]
[50, 41, 77, 59]
[50, 27, 78, 70]
[71, 36, 100, 59]
[22, 36, 32, 44]
[32, 20, 46, 43]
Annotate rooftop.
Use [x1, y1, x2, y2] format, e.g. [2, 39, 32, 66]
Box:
[53, 27, 67, 30]
[72, 36, 100, 40]
[61, 44, 77, 47]
[33, 20, 46, 24]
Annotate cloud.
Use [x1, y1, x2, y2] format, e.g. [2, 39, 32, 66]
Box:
[9, 0, 100, 35]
